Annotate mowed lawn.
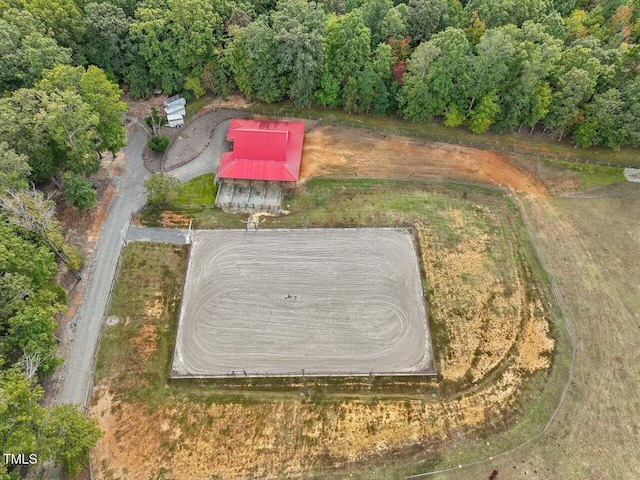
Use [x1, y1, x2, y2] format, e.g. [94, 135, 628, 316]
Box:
[173, 173, 217, 206]
[94, 179, 572, 480]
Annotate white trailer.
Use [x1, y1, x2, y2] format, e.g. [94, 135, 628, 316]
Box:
[164, 104, 186, 116]
[167, 113, 184, 128]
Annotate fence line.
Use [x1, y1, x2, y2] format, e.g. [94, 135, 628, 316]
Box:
[172, 369, 437, 379]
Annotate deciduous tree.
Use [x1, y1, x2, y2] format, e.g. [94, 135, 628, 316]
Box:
[0, 144, 31, 190]
[130, 0, 223, 94]
[400, 27, 471, 120]
[226, 19, 284, 102]
[62, 172, 97, 213]
[144, 173, 180, 205]
[38, 405, 102, 476]
[82, 2, 132, 78]
[271, 0, 326, 107]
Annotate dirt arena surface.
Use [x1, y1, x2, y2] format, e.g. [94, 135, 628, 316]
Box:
[172, 228, 434, 377]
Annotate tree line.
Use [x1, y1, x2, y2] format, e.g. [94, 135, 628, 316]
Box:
[0, 59, 124, 478]
[0, 5, 128, 477]
[4, 0, 638, 149]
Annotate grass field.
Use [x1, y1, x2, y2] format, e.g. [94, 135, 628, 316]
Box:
[539, 158, 626, 188]
[95, 243, 189, 405]
[440, 184, 640, 479]
[183, 93, 215, 120]
[91, 179, 570, 480]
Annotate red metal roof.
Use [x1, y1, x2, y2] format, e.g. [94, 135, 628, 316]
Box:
[218, 119, 305, 182]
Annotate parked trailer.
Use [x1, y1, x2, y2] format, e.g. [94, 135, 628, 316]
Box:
[163, 95, 186, 108]
[167, 113, 184, 128]
[164, 104, 186, 116]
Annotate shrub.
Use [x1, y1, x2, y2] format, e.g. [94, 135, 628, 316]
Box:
[144, 173, 180, 205]
[148, 135, 170, 152]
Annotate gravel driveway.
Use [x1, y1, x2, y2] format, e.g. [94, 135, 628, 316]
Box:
[163, 109, 249, 171]
[56, 124, 150, 407]
[170, 119, 232, 182]
[56, 112, 236, 409]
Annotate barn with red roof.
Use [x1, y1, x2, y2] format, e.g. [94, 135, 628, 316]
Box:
[215, 119, 305, 212]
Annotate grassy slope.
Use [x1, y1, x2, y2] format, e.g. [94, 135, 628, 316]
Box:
[440, 186, 640, 479]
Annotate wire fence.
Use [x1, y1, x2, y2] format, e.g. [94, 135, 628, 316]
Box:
[172, 369, 438, 379]
[236, 105, 635, 169]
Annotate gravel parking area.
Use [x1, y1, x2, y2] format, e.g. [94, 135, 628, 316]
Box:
[162, 109, 250, 171]
[172, 228, 434, 377]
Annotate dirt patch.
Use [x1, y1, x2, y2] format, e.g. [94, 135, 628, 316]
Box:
[418, 222, 522, 382]
[157, 212, 190, 228]
[124, 94, 168, 121]
[300, 126, 546, 197]
[142, 147, 164, 174]
[133, 324, 158, 362]
[516, 303, 555, 372]
[91, 361, 529, 480]
[198, 95, 251, 113]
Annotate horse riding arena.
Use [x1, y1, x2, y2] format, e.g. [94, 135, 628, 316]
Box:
[171, 228, 435, 377]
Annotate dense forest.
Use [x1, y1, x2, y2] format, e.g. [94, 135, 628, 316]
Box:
[0, 0, 639, 476]
[12, 0, 640, 145]
[2, 0, 640, 151]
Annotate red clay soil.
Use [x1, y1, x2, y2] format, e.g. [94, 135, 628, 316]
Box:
[300, 125, 547, 197]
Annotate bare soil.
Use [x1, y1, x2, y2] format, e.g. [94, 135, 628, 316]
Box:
[198, 95, 251, 113]
[300, 125, 547, 197]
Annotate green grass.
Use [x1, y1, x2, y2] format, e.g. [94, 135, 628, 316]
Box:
[96, 243, 189, 404]
[173, 174, 217, 206]
[541, 157, 626, 187]
[141, 178, 509, 231]
[183, 92, 215, 120]
[247, 101, 640, 167]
